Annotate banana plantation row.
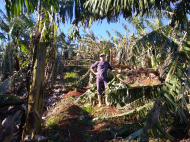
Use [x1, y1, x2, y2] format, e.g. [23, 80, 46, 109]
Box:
[0, 0, 190, 141]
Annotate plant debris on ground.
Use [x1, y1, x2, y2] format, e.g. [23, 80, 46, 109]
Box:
[41, 66, 190, 142]
[1, 66, 190, 142]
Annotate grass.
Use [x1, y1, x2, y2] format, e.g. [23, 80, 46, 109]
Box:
[43, 93, 100, 141]
[44, 96, 75, 127]
[64, 66, 89, 91]
[43, 96, 77, 141]
[64, 66, 88, 84]
[64, 72, 78, 83]
[82, 103, 92, 115]
[44, 108, 66, 128]
[44, 115, 60, 127]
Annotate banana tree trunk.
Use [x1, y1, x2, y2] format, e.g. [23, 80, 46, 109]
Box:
[109, 48, 112, 63]
[26, 40, 47, 135]
[117, 49, 122, 64]
[49, 57, 57, 90]
[46, 23, 57, 90]
[7, 45, 14, 76]
[25, 6, 47, 136]
[1, 47, 8, 81]
[7, 45, 14, 92]
[46, 47, 55, 90]
[121, 48, 125, 65]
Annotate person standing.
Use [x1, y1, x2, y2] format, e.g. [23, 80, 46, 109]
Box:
[90, 54, 121, 107]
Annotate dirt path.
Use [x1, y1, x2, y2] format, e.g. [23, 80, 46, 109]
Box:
[42, 74, 126, 142]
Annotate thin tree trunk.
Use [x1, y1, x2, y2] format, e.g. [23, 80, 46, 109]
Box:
[7, 45, 14, 76]
[2, 47, 8, 81]
[26, 41, 47, 135]
[25, 6, 47, 136]
[7, 45, 14, 92]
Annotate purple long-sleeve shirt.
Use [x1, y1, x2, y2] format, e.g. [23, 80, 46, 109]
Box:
[90, 61, 113, 78]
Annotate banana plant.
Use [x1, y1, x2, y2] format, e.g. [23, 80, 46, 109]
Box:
[3, 0, 98, 137]
[77, 9, 190, 142]
[124, 20, 190, 141]
[0, 13, 35, 99]
[77, 22, 190, 140]
[114, 16, 190, 142]
[78, 28, 101, 60]
[85, 0, 190, 28]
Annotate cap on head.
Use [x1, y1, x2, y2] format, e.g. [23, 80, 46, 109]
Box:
[100, 53, 105, 57]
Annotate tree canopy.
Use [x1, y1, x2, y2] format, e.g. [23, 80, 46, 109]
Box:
[4, 0, 190, 28]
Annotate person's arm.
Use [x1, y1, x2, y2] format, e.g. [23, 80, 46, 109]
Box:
[91, 68, 100, 75]
[108, 62, 121, 73]
[90, 61, 100, 75]
[108, 62, 113, 71]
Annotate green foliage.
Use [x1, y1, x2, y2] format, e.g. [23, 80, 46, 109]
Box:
[0, 65, 27, 92]
[117, 22, 190, 141]
[64, 72, 78, 80]
[44, 115, 60, 127]
[22, 61, 28, 66]
[64, 66, 88, 86]
[77, 85, 97, 105]
[82, 103, 92, 115]
[20, 44, 28, 54]
[85, 0, 189, 28]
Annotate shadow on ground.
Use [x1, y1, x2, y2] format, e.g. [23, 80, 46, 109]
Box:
[42, 104, 123, 142]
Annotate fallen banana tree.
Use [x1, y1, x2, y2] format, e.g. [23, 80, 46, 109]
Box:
[77, 73, 163, 107]
[0, 65, 28, 105]
[76, 63, 190, 141]
[0, 65, 28, 94]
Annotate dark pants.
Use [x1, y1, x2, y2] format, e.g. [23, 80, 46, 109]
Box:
[96, 77, 108, 95]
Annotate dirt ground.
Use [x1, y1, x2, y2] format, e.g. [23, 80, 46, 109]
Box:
[42, 89, 190, 142]
[42, 93, 126, 142]
[41, 72, 190, 142]
[42, 74, 128, 142]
